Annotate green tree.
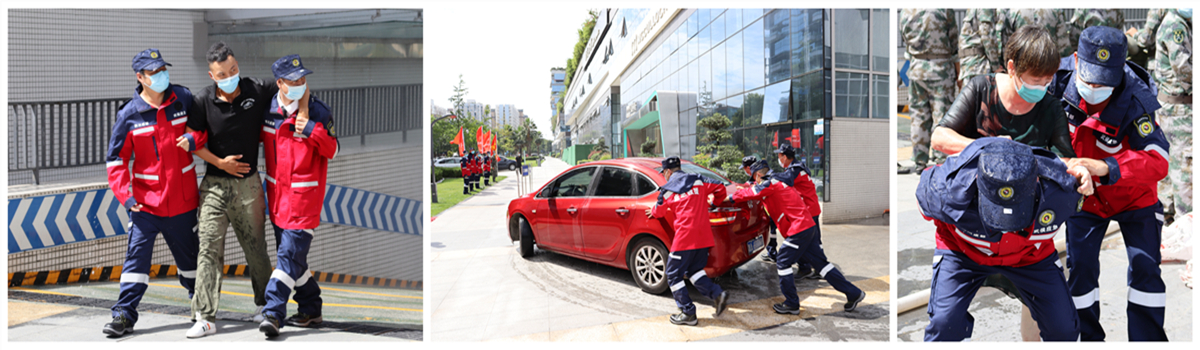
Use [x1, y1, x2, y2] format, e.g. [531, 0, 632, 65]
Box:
[449, 74, 468, 117]
[639, 140, 658, 157]
[697, 113, 748, 183]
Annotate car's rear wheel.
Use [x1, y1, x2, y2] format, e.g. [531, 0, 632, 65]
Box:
[628, 238, 668, 294]
[518, 217, 535, 258]
[509, 164, 517, 171]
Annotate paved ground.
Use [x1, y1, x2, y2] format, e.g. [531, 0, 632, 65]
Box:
[428, 158, 890, 341]
[7, 277, 422, 341]
[894, 164, 1193, 341]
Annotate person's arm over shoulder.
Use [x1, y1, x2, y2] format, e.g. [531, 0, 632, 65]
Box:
[300, 98, 340, 160]
[106, 109, 137, 210]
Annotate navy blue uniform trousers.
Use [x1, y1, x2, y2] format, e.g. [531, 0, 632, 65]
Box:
[263, 224, 323, 324]
[113, 208, 199, 324]
[775, 223, 862, 308]
[925, 249, 1079, 341]
[666, 248, 724, 315]
[1067, 203, 1167, 341]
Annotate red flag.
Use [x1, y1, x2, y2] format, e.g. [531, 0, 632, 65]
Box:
[490, 133, 497, 154]
[791, 129, 801, 148]
[482, 130, 491, 154]
[475, 126, 484, 152]
[450, 127, 465, 156]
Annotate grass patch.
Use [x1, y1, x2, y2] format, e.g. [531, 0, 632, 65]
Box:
[431, 176, 508, 216]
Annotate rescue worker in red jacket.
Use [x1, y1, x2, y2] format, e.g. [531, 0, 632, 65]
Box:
[732, 160, 864, 315]
[916, 138, 1081, 341]
[773, 144, 824, 280]
[737, 155, 813, 276]
[460, 152, 472, 194]
[102, 48, 201, 337]
[1052, 26, 1171, 341]
[482, 154, 492, 186]
[255, 54, 339, 337]
[644, 157, 730, 326]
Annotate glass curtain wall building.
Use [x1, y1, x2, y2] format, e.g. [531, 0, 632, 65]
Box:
[563, 9, 889, 222]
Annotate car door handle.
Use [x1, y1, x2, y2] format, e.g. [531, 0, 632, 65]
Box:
[566, 207, 577, 214]
[615, 208, 629, 214]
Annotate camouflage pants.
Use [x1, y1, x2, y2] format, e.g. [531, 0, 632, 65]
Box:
[909, 78, 955, 166]
[1156, 103, 1192, 215]
[191, 173, 272, 322]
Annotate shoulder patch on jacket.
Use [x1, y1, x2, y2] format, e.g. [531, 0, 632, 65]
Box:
[1135, 114, 1154, 137]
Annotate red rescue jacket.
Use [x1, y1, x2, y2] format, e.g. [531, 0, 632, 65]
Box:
[260, 95, 339, 230]
[106, 84, 200, 217]
[651, 173, 727, 251]
[732, 178, 815, 238]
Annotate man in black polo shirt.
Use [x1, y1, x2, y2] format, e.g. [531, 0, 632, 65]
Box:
[178, 42, 280, 338]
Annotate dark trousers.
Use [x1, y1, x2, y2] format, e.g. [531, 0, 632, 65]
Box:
[112, 208, 199, 324]
[1067, 203, 1167, 341]
[925, 249, 1078, 341]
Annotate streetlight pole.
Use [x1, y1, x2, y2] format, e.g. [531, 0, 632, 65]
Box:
[431, 114, 457, 203]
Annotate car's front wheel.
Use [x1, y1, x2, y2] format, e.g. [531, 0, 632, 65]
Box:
[508, 163, 517, 171]
[518, 217, 535, 258]
[628, 237, 668, 294]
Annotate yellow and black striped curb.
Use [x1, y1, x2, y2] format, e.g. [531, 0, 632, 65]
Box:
[9, 264, 422, 290]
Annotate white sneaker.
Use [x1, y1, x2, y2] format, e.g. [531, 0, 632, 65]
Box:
[186, 315, 216, 338]
[252, 305, 265, 323]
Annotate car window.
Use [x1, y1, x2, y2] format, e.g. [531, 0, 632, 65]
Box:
[593, 167, 634, 196]
[545, 167, 596, 198]
[634, 173, 658, 196]
[653, 164, 731, 185]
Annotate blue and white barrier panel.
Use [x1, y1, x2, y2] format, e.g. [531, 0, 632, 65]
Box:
[9, 184, 422, 254]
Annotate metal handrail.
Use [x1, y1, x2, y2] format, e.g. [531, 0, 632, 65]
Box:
[8, 84, 421, 184]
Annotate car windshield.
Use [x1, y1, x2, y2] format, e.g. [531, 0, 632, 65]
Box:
[653, 163, 731, 185]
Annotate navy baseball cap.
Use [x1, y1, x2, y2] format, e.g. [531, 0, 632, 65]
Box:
[773, 143, 795, 157]
[742, 155, 759, 168]
[661, 156, 681, 170]
[976, 139, 1038, 232]
[749, 160, 770, 174]
[272, 54, 314, 81]
[131, 49, 172, 73]
[1075, 26, 1126, 87]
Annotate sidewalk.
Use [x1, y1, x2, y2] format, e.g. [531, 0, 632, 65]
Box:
[7, 277, 422, 341]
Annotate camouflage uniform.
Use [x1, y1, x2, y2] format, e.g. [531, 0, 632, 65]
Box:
[1153, 10, 1192, 215]
[999, 9, 1074, 58]
[1070, 9, 1126, 54]
[901, 9, 958, 168]
[1128, 9, 1166, 71]
[191, 173, 273, 322]
[959, 9, 1003, 85]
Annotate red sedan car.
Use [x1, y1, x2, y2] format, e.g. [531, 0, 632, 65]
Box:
[506, 158, 770, 294]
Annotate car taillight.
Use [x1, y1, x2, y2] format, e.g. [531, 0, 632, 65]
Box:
[709, 207, 741, 225]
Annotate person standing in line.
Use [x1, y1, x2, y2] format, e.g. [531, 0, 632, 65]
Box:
[900, 9, 959, 175]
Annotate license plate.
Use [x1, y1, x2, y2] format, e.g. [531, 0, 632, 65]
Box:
[746, 235, 764, 253]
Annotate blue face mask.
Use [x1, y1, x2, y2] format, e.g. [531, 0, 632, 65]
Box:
[216, 73, 240, 94]
[1178, 8, 1192, 19]
[144, 70, 170, 93]
[1076, 76, 1114, 105]
[1013, 74, 1050, 104]
[284, 83, 306, 101]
